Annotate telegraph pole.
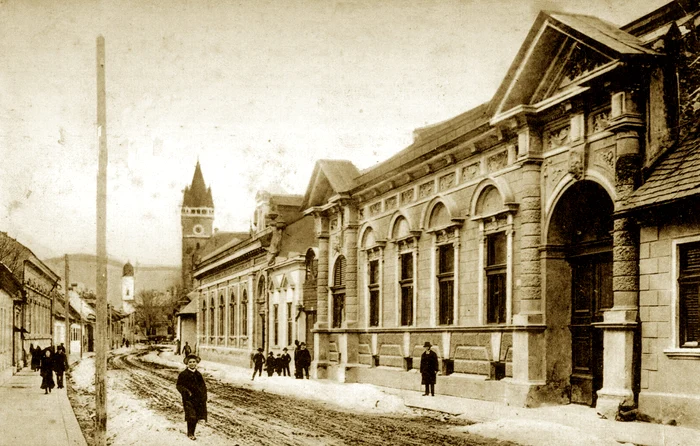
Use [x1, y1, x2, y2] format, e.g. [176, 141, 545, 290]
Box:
[64, 254, 70, 354]
[95, 34, 108, 446]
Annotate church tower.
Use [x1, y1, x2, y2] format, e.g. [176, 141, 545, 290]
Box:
[122, 261, 134, 301]
[181, 161, 214, 292]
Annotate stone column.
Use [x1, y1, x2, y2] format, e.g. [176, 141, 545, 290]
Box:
[313, 213, 330, 378]
[597, 117, 641, 418]
[343, 204, 359, 367]
[511, 159, 546, 401]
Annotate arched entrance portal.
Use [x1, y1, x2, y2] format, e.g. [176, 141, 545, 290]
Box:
[547, 180, 613, 406]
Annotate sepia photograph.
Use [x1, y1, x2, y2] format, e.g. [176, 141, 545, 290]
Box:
[1, 0, 700, 444]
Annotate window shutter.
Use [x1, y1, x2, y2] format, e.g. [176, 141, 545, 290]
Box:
[334, 256, 346, 287]
[681, 282, 700, 344]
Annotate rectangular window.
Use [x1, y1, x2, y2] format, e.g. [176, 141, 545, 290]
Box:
[400, 253, 413, 326]
[368, 259, 380, 327]
[438, 244, 454, 325]
[230, 301, 236, 337]
[273, 304, 279, 346]
[242, 299, 248, 336]
[332, 292, 345, 328]
[680, 242, 700, 347]
[486, 232, 507, 324]
[287, 302, 293, 345]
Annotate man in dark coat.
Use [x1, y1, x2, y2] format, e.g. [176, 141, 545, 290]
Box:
[176, 354, 207, 440]
[293, 340, 301, 378]
[182, 342, 192, 357]
[251, 347, 265, 380]
[39, 349, 55, 394]
[280, 348, 291, 377]
[52, 345, 69, 389]
[295, 342, 311, 379]
[420, 341, 439, 396]
[31, 344, 41, 371]
[265, 351, 276, 377]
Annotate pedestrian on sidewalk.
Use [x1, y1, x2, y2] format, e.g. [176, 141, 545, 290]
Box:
[53, 345, 69, 389]
[30, 344, 41, 372]
[251, 348, 265, 380]
[176, 354, 207, 441]
[39, 349, 55, 394]
[182, 341, 192, 358]
[275, 353, 283, 376]
[281, 348, 291, 377]
[265, 351, 276, 377]
[296, 342, 311, 379]
[420, 341, 439, 397]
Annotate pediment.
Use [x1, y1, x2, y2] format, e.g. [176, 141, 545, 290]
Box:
[490, 12, 659, 122]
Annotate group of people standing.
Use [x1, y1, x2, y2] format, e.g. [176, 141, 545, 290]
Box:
[29, 343, 69, 394]
[250, 340, 311, 381]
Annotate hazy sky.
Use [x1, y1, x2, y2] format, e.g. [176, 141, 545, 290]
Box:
[0, 0, 668, 266]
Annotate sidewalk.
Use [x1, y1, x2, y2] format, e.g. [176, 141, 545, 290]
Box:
[387, 387, 700, 446]
[0, 368, 87, 446]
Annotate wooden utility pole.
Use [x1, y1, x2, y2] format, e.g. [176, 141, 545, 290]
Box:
[95, 34, 108, 446]
[64, 254, 70, 354]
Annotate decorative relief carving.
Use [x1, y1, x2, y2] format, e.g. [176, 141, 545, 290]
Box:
[385, 196, 397, 210]
[594, 146, 615, 170]
[543, 158, 565, 187]
[358, 208, 364, 220]
[369, 202, 382, 216]
[418, 181, 434, 199]
[397, 238, 416, 252]
[484, 216, 507, 233]
[487, 151, 508, 173]
[462, 162, 480, 181]
[435, 227, 457, 244]
[592, 110, 610, 133]
[367, 247, 381, 261]
[330, 218, 338, 231]
[439, 172, 456, 191]
[548, 125, 570, 150]
[568, 148, 584, 180]
[400, 189, 414, 204]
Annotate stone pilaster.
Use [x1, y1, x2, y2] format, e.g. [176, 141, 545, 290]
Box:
[596, 216, 640, 418]
[344, 205, 359, 329]
[312, 213, 330, 377]
[516, 160, 543, 322]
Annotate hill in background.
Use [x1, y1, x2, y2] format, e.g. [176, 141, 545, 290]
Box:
[43, 254, 181, 310]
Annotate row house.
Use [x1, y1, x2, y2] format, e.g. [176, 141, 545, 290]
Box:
[0, 263, 22, 384]
[181, 0, 700, 426]
[191, 190, 314, 366]
[297, 0, 700, 425]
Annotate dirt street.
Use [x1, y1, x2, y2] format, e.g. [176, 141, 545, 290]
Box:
[71, 350, 521, 446]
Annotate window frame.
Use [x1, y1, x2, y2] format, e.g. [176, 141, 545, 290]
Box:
[368, 258, 380, 327]
[486, 231, 507, 324]
[331, 256, 346, 329]
[437, 242, 455, 326]
[400, 251, 414, 326]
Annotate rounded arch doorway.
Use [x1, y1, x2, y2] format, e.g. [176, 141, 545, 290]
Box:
[545, 180, 613, 406]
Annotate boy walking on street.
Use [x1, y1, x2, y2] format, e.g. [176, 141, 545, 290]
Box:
[252, 348, 265, 380]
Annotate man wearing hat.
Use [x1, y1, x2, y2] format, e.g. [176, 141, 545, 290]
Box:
[419, 341, 439, 396]
[176, 354, 207, 440]
[251, 348, 265, 381]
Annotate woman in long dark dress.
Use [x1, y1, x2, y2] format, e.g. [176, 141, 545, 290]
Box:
[31, 345, 41, 371]
[176, 354, 207, 440]
[39, 349, 55, 394]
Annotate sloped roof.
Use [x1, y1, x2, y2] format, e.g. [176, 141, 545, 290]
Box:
[178, 298, 198, 316]
[183, 161, 214, 208]
[548, 12, 660, 56]
[621, 130, 700, 211]
[200, 231, 250, 258]
[300, 159, 360, 210]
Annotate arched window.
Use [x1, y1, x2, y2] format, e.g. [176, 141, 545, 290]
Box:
[219, 293, 225, 338]
[332, 256, 347, 328]
[257, 278, 266, 303]
[229, 290, 236, 337]
[209, 296, 215, 342]
[241, 290, 248, 336]
[430, 203, 454, 326]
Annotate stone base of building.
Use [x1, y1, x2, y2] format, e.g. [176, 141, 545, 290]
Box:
[199, 346, 252, 369]
[319, 363, 567, 407]
[638, 391, 700, 427]
[0, 366, 13, 387]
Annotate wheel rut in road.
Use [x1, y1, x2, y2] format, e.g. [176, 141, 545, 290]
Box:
[109, 351, 520, 446]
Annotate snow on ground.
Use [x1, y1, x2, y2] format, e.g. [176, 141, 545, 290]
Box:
[71, 349, 229, 445]
[456, 419, 633, 446]
[145, 347, 409, 415]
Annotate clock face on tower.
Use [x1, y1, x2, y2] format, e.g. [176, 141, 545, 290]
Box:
[193, 224, 204, 235]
